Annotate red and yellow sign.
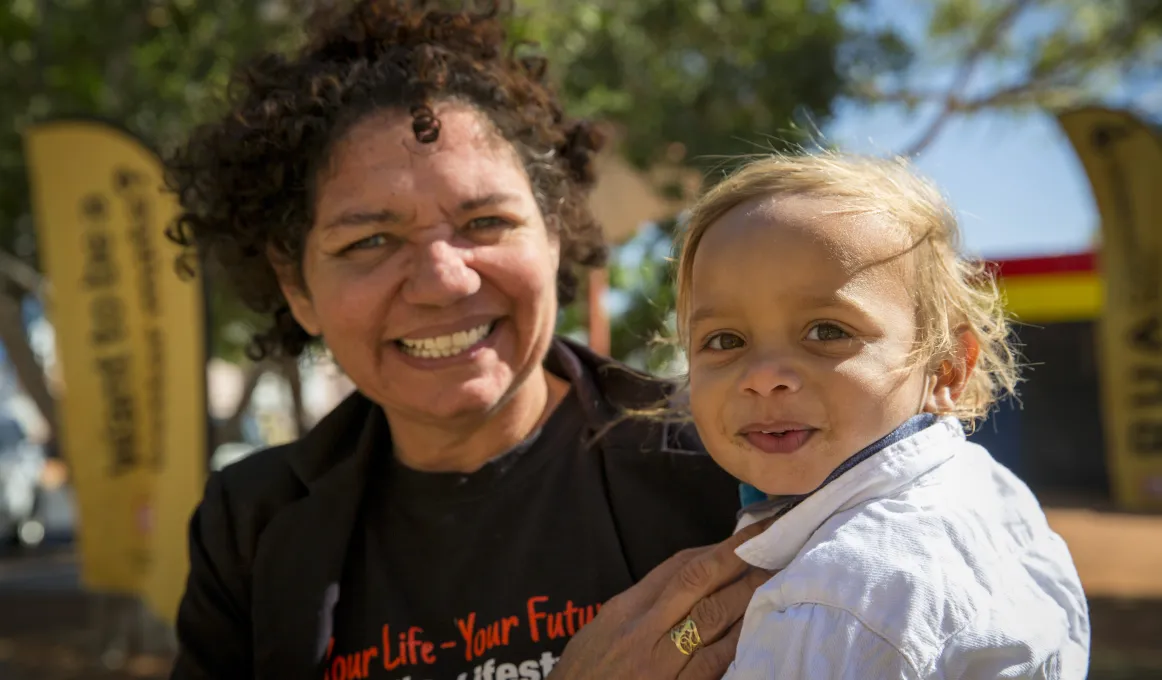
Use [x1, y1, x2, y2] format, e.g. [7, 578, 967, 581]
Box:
[24, 120, 209, 622]
[991, 252, 1103, 324]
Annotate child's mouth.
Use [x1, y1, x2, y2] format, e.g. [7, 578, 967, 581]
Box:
[741, 428, 816, 454]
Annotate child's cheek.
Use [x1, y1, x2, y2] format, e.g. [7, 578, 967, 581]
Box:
[689, 367, 735, 437]
[832, 342, 915, 399]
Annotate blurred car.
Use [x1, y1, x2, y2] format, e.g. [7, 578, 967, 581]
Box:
[0, 414, 48, 548]
[210, 441, 260, 472]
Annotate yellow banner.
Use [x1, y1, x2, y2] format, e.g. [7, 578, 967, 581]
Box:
[1059, 107, 1162, 511]
[24, 120, 208, 622]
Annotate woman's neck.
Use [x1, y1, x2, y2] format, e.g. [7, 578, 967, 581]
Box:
[388, 367, 571, 474]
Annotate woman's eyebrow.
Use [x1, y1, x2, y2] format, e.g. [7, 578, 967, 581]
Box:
[457, 191, 522, 212]
[321, 208, 406, 232]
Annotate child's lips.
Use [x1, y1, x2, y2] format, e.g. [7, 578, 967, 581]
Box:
[741, 428, 816, 454]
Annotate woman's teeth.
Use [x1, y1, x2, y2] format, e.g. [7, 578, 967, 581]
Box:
[397, 322, 492, 359]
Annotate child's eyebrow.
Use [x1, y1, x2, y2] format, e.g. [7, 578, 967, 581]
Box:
[803, 292, 851, 308]
[801, 290, 871, 315]
[688, 305, 729, 328]
[688, 291, 873, 328]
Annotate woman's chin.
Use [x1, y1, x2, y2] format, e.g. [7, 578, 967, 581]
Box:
[379, 370, 518, 422]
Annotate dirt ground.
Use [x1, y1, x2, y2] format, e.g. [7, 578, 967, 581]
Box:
[1044, 508, 1162, 679]
[0, 507, 1159, 679]
[1046, 507, 1162, 599]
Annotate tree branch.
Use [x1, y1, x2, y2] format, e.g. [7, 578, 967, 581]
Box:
[900, 0, 1037, 157]
[0, 249, 47, 298]
[215, 360, 269, 446]
[0, 287, 57, 435]
[279, 357, 307, 437]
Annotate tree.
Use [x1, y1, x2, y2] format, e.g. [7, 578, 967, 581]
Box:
[517, 0, 909, 172]
[0, 0, 312, 440]
[1, 0, 915, 421]
[547, 0, 1162, 370]
[515, 0, 910, 368]
[857, 0, 1162, 156]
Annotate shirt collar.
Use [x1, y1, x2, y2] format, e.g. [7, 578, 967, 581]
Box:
[736, 413, 938, 519]
[734, 415, 966, 570]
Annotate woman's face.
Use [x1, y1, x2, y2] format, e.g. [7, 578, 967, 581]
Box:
[276, 103, 561, 426]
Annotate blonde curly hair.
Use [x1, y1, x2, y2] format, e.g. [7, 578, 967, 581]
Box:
[674, 152, 1020, 428]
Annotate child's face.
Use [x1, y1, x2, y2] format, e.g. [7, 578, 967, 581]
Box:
[687, 194, 937, 496]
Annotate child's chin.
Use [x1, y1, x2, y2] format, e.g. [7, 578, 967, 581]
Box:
[745, 461, 831, 497]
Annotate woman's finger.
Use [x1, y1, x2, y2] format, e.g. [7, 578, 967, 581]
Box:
[629, 545, 714, 606]
[676, 618, 744, 680]
[645, 519, 772, 631]
[687, 568, 770, 645]
[554, 520, 777, 680]
[646, 566, 769, 677]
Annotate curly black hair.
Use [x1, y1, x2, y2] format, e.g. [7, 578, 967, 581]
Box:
[165, 0, 608, 359]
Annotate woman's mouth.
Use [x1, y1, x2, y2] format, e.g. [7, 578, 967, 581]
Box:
[741, 427, 817, 455]
[395, 321, 497, 359]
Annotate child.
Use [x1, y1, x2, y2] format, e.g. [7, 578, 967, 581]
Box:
[674, 153, 1090, 679]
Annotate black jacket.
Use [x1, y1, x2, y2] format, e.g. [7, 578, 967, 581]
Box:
[170, 338, 741, 680]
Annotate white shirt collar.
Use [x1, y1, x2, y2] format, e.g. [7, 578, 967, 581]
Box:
[735, 416, 965, 571]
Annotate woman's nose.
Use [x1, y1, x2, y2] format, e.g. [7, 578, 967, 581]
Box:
[738, 355, 803, 396]
[400, 239, 481, 307]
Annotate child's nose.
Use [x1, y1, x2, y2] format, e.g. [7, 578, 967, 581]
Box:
[738, 356, 803, 396]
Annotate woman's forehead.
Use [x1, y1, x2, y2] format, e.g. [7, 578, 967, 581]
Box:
[316, 104, 531, 213]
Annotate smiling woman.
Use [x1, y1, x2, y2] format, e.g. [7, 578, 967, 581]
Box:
[162, 2, 754, 679]
[270, 105, 565, 463]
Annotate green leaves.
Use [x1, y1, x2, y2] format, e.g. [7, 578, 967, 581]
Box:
[2, 0, 905, 366]
[521, 0, 865, 172]
[905, 0, 1159, 114]
[515, 0, 901, 366]
[0, 0, 311, 355]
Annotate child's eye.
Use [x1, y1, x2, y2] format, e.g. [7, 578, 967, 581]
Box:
[704, 332, 745, 351]
[805, 323, 851, 342]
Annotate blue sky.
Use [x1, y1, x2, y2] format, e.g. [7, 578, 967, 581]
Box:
[829, 0, 1106, 260]
[828, 103, 1098, 259]
[606, 0, 1140, 328]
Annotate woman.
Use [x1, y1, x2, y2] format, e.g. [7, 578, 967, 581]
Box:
[167, 2, 767, 678]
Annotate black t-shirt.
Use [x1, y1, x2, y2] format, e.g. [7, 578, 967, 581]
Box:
[325, 388, 653, 680]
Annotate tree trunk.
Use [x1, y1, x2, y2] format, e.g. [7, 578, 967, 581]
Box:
[280, 357, 307, 438]
[0, 288, 57, 436]
[213, 361, 268, 448]
[587, 268, 611, 356]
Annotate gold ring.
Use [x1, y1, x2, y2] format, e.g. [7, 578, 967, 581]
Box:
[669, 616, 702, 656]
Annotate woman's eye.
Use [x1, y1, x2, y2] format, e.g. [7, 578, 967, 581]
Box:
[705, 332, 745, 351]
[806, 323, 851, 342]
[341, 234, 390, 253]
[465, 215, 512, 231]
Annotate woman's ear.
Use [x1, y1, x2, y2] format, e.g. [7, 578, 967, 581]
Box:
[544, 213, 563, 264]
[268, 244, 321, 337]
[923, 328, 980, 413]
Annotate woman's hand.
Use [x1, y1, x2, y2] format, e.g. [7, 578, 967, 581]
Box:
[551, 520, 774, 680]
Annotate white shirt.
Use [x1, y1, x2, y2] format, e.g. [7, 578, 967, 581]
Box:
[724, 416, 1091, 680]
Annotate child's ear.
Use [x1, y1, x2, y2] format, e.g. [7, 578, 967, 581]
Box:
[923, 328, 980, 413]
[268, 244, 321, 337]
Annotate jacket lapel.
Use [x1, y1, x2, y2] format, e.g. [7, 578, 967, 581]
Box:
[250, 395, 383, 680]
